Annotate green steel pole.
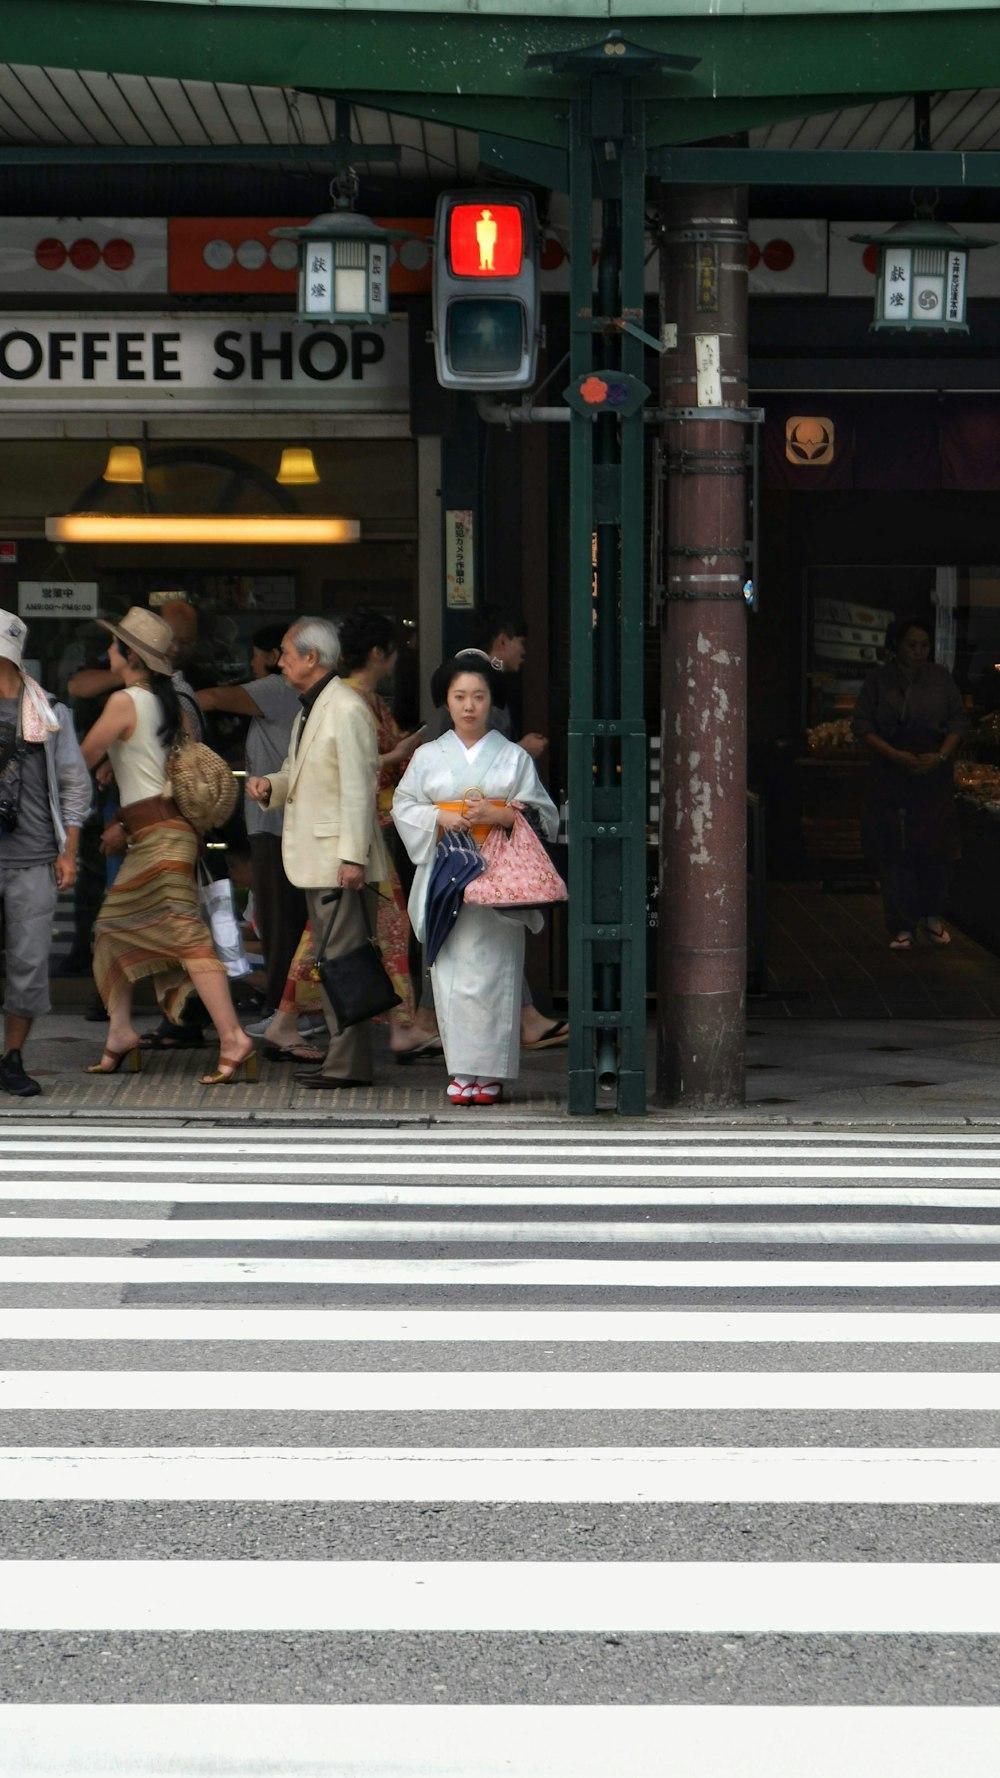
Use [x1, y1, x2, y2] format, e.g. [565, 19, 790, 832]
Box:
[567, 90, 597, 1115]
[617, 80, 649, 1117]
[566, 74, 647, 1117]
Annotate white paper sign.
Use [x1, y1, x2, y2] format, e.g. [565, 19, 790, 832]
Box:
[18, 581, 98, 619]
[695, 334, 722, 408]
[445, 509, 474, 609]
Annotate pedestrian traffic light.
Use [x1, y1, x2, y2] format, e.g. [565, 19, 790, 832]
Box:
[432, 190, 540, 391]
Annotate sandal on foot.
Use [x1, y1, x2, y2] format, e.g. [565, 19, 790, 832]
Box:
[201, 1040, 259, 1086]
[522, 1021, 569, 1051]
[923, 920, 951, 946]
[86, 1044, 143, 1076]
[889, 932, 915, 950]
[393, 1036, 445, 1065]
[446, 1078, 475, 1106]
[471, 1080, 503, 1106]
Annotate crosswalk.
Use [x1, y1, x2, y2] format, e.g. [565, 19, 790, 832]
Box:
[2, 1121, 1000, 1775]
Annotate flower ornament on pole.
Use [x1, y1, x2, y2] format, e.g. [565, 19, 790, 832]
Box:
[851, 217, 994, 335]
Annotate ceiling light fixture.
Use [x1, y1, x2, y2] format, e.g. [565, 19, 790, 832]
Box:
[45, 515, 359, 546]
[101, 444, 144, 484]
[276, 447, 321, 485]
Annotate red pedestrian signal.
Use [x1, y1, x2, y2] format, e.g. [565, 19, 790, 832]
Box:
[432, 190, 539, 391]
[448, 204, 524, 278]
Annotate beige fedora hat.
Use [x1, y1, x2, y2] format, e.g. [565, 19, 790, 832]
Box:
[97, 606, 175, 676]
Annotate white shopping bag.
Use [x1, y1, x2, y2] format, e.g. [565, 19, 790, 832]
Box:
[197, 869, 253, 978]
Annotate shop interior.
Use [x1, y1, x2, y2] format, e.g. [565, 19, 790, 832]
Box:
[748, 482, 1000, 1019]
[0, 433, 421, 726]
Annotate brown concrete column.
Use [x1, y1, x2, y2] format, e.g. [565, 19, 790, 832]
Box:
[656, 184, 749, 1107]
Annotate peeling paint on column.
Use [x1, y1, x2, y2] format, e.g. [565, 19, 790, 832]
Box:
[657, 179, 748, 1108]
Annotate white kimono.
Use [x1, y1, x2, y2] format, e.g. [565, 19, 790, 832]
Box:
[392, 731, 558, 1080]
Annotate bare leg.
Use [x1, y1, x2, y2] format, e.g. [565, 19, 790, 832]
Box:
[103, 989, 143, 1060]
[390, 1007, 441, 1053]
[262, 1009, 301, 1047]
[3, 1013, 31, 1055]
[190, 971, 245, 1055]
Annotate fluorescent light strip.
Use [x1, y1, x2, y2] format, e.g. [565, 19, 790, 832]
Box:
[1, 1705, 997, 1778]
[45, 515, 360, 545]
[4, 1370, 1000, 1412]
[2, 1558, 1000, 1631]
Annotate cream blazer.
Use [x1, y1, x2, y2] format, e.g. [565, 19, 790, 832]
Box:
[266, 675, 388, 889]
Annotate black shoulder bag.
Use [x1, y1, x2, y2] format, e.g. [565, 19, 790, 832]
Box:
[317, 888, 402, 1031]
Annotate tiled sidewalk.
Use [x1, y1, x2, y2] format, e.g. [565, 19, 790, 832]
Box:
[5, 1008, 1000, 1125]
[3, 1012, 567, 1122]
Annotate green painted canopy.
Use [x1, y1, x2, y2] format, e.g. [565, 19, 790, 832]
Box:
[1, 2, 999, 158]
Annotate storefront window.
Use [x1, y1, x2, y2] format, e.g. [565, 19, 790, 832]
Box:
[0, 436, 418, 706]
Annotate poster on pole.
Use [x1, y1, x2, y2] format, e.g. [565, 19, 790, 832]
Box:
[445, 509, 474, 609]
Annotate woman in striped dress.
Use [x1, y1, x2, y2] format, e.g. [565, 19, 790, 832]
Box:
[80, 606, 256, 1085]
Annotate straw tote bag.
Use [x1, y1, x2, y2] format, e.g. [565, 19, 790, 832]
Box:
[463, 809, 567, 909]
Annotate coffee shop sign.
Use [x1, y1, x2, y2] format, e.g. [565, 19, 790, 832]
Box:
[0, 314, 408, 409]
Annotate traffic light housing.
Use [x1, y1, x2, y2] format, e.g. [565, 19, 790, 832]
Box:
[432, 190, 540, 391]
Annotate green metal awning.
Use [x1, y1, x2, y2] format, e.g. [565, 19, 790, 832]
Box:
[105, 1, 1000, 15]
[2, 2, 1000, 172]
[6, 3, 1000, 109]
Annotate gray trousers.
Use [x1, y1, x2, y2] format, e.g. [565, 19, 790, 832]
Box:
[306, 884, 378, 1082]
[0, 859, 58, 1020]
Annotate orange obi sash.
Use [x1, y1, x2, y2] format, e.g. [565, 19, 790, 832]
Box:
[435, 797, 505, 845]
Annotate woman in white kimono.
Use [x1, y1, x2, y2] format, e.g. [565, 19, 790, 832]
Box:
[392, 655, 558, 1106]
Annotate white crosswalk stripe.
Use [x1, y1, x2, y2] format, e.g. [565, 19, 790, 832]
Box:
[2, 1121, 1000, 1774]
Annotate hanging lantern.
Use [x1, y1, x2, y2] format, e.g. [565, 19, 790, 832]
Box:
[851, 219, 994, 335]
[271, 209, 405, 328]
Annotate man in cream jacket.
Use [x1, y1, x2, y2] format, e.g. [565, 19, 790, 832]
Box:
[246, 616, 387, 1088]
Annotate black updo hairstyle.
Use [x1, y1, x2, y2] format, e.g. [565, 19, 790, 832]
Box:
[336, 607, 397, 675]
[432, 649, 504, 709]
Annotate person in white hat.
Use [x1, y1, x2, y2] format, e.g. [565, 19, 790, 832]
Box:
[0, 609, 91, 1097]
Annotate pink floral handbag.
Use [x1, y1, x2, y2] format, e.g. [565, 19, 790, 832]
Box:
[463, 809, 568, 908]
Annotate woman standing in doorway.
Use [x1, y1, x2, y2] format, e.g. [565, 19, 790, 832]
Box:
[852, 615, 969, 950]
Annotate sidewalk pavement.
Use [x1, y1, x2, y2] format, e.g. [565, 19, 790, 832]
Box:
[3, 1008, 1000, 1125]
